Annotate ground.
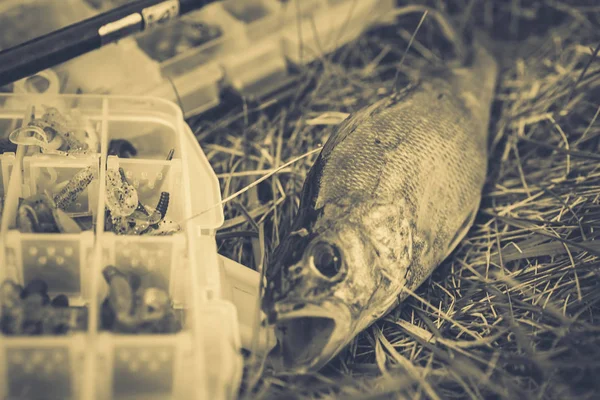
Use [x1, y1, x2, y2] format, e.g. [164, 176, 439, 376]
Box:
[187, 1, 600, 399]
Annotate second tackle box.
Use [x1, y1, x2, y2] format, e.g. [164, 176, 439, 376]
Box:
[0, 0, 395, 118]
[0, 92, 266, 400]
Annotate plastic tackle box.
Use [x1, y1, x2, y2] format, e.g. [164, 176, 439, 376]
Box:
[0, 93, 267, 400]
[0, 0, 395, 118]
[141, 0, 395, 117]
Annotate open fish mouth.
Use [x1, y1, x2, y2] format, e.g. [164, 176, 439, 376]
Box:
[267, 303, 352, 372]
[277, 316, 336, 368]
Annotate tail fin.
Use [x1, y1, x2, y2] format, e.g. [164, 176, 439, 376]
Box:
[469, 31, 500, 113]
[440, 30, 499, 137]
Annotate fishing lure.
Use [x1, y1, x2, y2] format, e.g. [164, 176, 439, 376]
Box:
[261, 29, 499, 371]
[143, 219, 181, 236]
[9, 106, 99, 155]
[105, 168, 139, 218]
[0, 278, 86, 335]
[100, 265, 180, 333]
[105, 149, 177, 235]
[53, 166, 96, 210]
[108, 139, 138, 158]
[16, 192, 83, 234]
[154, 192, 169, 220]
[17, 194, 61, 233]
[109, 209, 163, 236]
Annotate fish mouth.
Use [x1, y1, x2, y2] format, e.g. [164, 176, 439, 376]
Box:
[267, 302, 352, 373]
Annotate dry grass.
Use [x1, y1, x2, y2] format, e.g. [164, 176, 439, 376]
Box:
[187, 1, 600, 399]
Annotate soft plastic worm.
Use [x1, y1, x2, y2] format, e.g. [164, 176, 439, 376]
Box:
[8, 125, 66, 154]
[16, 194, 59, 233]
[53, 166, 96, 210]
[105, 168, 139, 217]
[154, 192, 169, 219]
[34, 107, 95, 154]
[9, 107, 99, 155]
[119, 167, 148, 214]
[144, 219, 181, 236]
[103, 266, 134, 317]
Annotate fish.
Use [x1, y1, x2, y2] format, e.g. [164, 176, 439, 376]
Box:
[260, 36, 499, 372]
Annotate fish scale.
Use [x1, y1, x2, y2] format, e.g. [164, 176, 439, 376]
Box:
[262, 38, 499, 373]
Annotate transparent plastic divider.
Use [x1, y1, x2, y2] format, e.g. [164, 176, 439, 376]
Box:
[185, 231, 242, 400]
[82, 96, 109, 400]
[1, 334, 87, 400]
[1, 109, 29, 281]
[3, 230, 95, 304]
[94, 333, 194, 400]
[0, 153, 16, 201]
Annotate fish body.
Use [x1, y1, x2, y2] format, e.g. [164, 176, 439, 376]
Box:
[261, 40, 499, 372]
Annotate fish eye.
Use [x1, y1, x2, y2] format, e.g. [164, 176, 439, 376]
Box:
[308, 242, 343, 279]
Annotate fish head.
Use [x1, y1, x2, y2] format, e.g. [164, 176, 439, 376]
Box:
[262, 204, 406, 372]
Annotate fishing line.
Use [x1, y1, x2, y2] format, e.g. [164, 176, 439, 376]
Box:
[176, 147, 322, 226]
[392, 10, 429, 89]
[166, 74, 185, 115]
[383, 5, 465, 89]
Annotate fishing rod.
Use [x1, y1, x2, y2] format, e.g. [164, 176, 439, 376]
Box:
[0, 0, 218, 87]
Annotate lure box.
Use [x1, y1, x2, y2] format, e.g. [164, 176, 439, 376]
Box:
[0, 93, 266, 400]
[138, 0, 395, 117]
[0, 0, 395, 118]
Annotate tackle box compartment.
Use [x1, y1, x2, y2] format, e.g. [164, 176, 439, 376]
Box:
[0, 93, 252, 400]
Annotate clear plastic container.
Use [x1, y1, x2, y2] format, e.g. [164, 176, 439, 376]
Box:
[281, 0, 396, 64]
[0, 93, 266, 400]
[0, 0, 394, 118]
[137, 0, 395, 114]
[148, 0, 302, 110]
